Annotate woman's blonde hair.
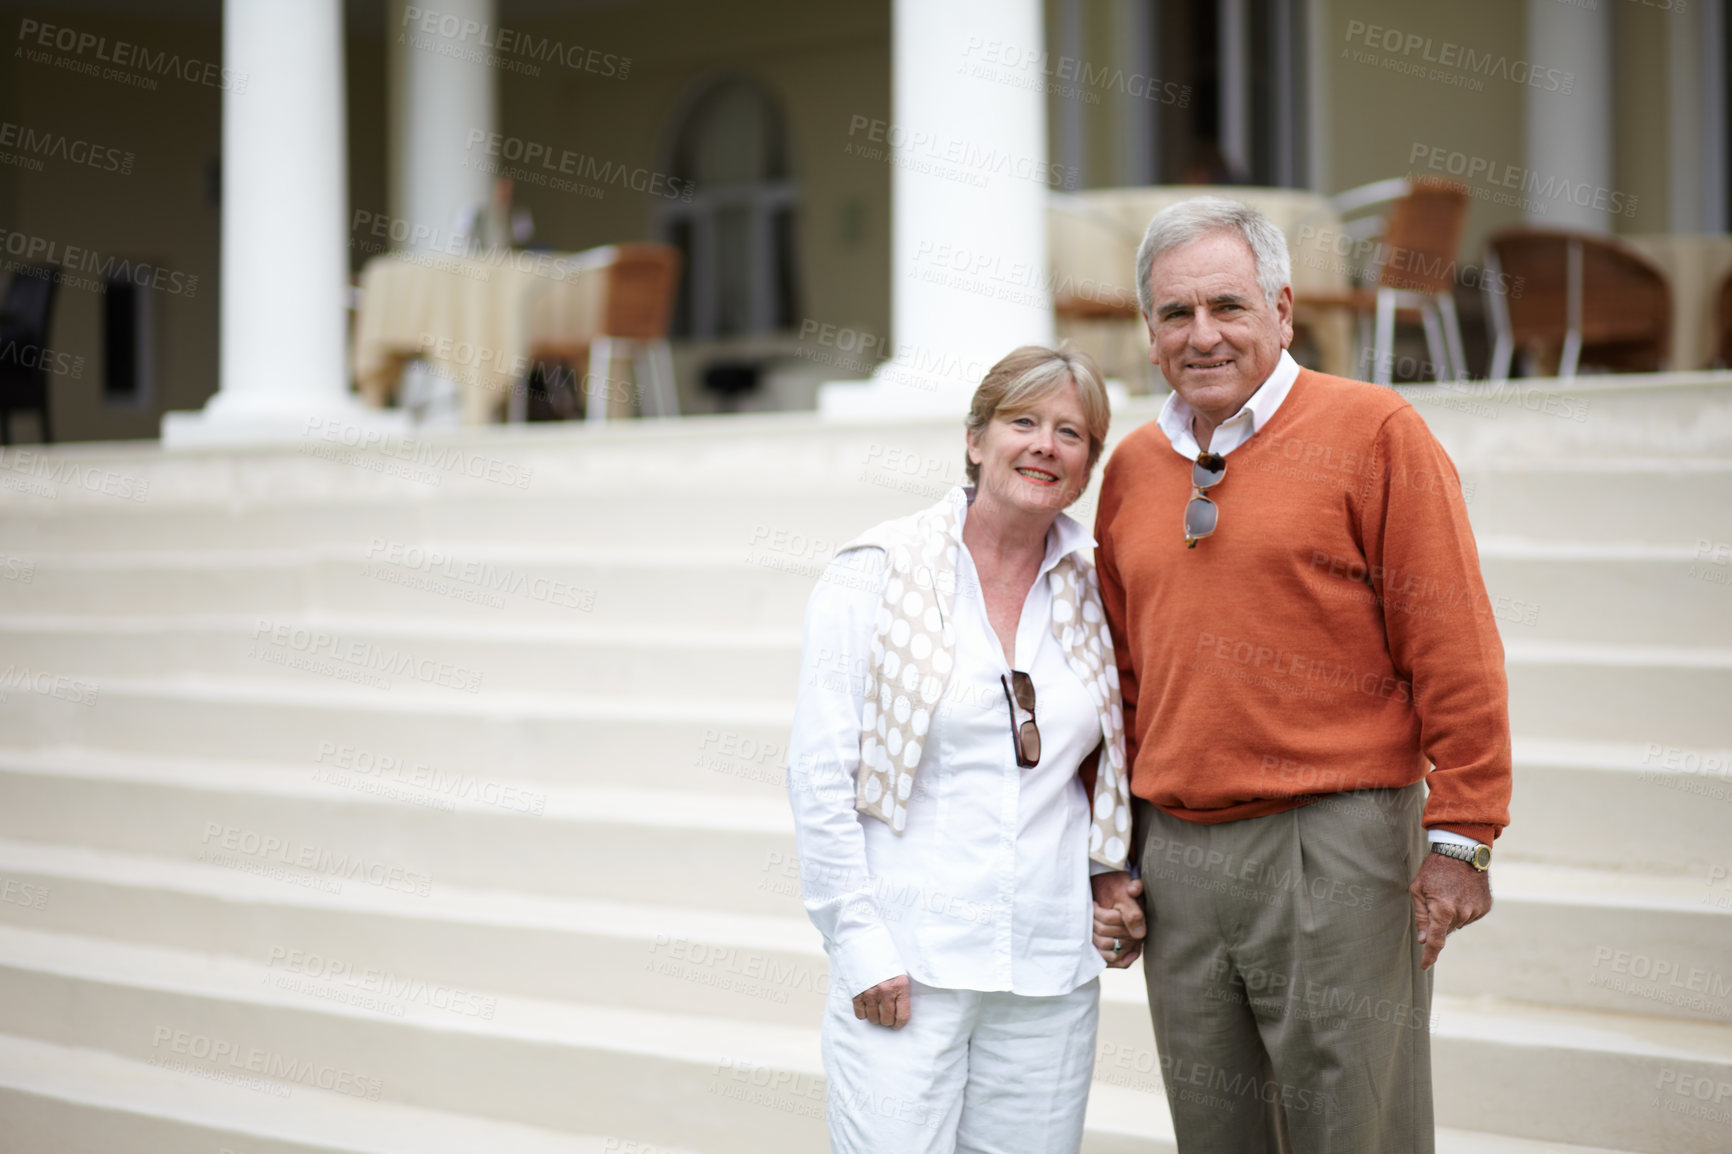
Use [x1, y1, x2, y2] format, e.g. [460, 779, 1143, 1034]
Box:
[964, 345, 1110, 488]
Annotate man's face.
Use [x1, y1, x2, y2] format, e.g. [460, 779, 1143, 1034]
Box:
[1144, 230, 1294, 425]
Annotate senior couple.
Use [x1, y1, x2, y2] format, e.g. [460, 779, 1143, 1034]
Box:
[785, 197, 1512, 1154]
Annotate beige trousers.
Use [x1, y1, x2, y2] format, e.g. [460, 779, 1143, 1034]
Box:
[1137, 785, 1434, 1153]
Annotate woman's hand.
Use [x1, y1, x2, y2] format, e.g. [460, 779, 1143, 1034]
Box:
[853, 975, 912, 1028]
[1091, 872, 1146, 968]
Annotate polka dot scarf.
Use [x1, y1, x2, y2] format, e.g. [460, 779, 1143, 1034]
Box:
[841, 486, 1132, 869]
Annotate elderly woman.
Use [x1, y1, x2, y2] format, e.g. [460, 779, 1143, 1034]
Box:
[785, 345, 1135, 1154]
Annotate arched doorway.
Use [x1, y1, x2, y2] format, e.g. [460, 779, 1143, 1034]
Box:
[659, 76, 799, 340]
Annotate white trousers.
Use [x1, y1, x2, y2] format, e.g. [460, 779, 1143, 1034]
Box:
[820, 977, 1100, 1154]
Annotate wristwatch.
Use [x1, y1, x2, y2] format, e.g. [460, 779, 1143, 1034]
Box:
[1430, 842, 1492, 871]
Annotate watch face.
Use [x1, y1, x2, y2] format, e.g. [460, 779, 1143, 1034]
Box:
[1471, 845, 1492, 870]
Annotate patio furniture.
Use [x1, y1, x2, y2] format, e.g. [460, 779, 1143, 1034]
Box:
[352, 244, 681, 425]
[1483, 228, 1671, 380]
[1291, 178, 1471, 384]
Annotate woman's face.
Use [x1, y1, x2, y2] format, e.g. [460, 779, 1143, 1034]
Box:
[967, 378, 1092, 516]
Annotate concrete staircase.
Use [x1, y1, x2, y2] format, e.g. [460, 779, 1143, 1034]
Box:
[0, 373, 1728, 1153]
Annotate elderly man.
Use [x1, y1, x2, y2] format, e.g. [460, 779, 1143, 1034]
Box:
[1089, 197, 1511, 1153]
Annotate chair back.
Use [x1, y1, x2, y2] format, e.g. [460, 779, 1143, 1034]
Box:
[1377, 179, 1470, 295]
[603, 244, 682, 341]
[1, 265, 58, 342]
[1487, 228, 1670, 361]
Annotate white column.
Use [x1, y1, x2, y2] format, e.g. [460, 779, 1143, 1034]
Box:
[1306, 0, 1330, 194]
[1524, 0, 1613, 232]
[1671, 0, 1728, 234]
[389, 0, 496, 251]
[163, 0, 403, 446]
[1054, 0, 1085, 186]
[1116, 0, 1157, 187]
[1218, 0, 1249, 180]
[1701, 0, 1727, 235]
[820, 0, 1052, 416]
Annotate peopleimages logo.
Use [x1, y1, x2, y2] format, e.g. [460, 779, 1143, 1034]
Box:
[465, 131, 692, 201]
[0, 120, 133, 174]
[1342, 20, 1574, 93]
[16, 18, 248, 92]
[0, 230, 197, 297]
[1409, 146, 1638, 219]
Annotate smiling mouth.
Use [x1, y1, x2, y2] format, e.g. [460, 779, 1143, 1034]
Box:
[1188, 358, 1233, 371]
[1015, 467, 1059, 483]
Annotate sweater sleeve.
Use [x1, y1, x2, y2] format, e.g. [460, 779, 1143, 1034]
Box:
[1358, 406, 1512, 843]
[1094, 453, 1143, 779]
[784, 547, 908, 997]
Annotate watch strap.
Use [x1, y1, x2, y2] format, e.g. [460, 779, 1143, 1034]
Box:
[1430, 841, 1490, 870]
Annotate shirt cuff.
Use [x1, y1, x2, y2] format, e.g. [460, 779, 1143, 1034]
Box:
[830, 922, 907, 998]
[1089, 859, 1122, 877]
[1427, 828, 1487, 850]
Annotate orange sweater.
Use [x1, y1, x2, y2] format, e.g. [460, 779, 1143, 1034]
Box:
[1095, 369, 1511, 845]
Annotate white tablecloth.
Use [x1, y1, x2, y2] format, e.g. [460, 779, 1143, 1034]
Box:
[1625, 234, 1732, 371]
[353, 248, 612, 424]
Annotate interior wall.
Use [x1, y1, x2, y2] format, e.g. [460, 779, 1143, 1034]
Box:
[2, 2, 224, 444]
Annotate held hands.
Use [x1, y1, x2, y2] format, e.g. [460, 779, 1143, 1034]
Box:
[853, 975, 911, 1029]
[1090, 871, 1147, 968]
[1409, 853, 1493, 970]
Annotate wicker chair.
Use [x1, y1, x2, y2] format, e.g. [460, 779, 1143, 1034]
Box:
[1483, 228, 1671, 381]
[530, 244, 682, 422]
[1292, 178, 1472, 384]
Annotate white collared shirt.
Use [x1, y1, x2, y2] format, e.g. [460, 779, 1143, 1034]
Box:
[786, 498, 1109, 999]
[1152, 348, 1482, 853]
[1156, 348, 1301, 460]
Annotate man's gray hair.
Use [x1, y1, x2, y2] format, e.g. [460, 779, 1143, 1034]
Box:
[1134, 196, 1292, 317]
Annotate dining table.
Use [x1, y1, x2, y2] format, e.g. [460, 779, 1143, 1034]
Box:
[352, 246, 617, 424]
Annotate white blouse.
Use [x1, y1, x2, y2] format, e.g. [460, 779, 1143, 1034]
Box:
[785, 499, 1108, 999]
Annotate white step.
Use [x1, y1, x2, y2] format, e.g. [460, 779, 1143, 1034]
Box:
[5, 544, 1728, 691]
[1399, 374, 1732, 461]
[0, 615, 805, 699]
[1434, 863, 1732, 1024]
[2, 822, 1723, 1036]
[3, 455, 1727, 556]
[0, 923, 829, 1153]
[0, 922, 1715, 1153]
[5, 642, 1721, 783]
[0, 835, 826, 1027]
[0, 375, 1724, 518]
[6, 730, 1726, 905]
[1502, 738, 1732, 875]
[1427, 995, 1732, 1152]
[0, 751, 800, 916]
[0, 408, 984, 508]
[1459, 459, 1732, 543]
[1094, 976, 1732, 1153]
[0, 1031, 1645, 1154]
[0, 546, 821, 630]
[1477, 543, 1732, 646]
[0, 678, 793, 793]
[1504, 642, 1732, 747]
[7, 537, 1724, 644]
[0, 1031, 646, 1154]
[0, 489, 935, 555]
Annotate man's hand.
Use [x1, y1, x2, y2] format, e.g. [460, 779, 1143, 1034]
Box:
[852, 975, 911, 1029]
[1091, 871, 1147, 967]
[1409, 853, 1492, 970]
